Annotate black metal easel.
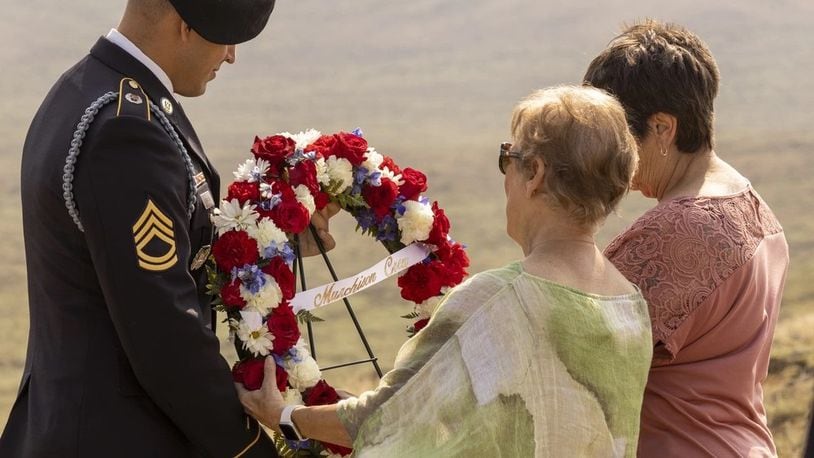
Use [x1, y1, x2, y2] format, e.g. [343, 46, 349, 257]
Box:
[292, 224, 383, 378]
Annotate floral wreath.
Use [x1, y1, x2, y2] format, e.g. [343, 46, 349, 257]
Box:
[206, 128, 469, 456]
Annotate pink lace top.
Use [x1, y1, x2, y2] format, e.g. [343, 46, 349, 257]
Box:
[605, 186, 788, 457]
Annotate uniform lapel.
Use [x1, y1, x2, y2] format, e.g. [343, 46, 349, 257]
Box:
[89, 37, 219, 196]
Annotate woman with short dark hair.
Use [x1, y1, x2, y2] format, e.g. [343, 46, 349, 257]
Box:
[585, 19, 789, 457]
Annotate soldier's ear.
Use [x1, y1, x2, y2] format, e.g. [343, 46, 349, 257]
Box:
[178, 19, 194, 42]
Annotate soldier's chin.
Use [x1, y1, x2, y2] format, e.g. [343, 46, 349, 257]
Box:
[176, 84, 207, 98]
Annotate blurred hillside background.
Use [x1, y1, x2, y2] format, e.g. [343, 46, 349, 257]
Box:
[1, 0, 812, 454]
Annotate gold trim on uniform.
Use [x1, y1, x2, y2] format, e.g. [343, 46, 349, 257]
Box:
[232, 419, 263, 458]
[132, 199, 178, 271]
[117, 78, 151, 120]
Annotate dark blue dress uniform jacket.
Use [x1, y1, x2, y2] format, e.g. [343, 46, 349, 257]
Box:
[0, 37, 278, 458]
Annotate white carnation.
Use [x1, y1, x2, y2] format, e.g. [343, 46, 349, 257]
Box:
[315, 157, 330, 186]
[282, 388, 304, 406]
[233, 158, 270, 183]
[284, 340, 323, 390]
[280, 129, 322, 150]
[397, 200, 435, 244]
[362, 148, 383, 171]
[285, 354, 322, 391]
[211, 199, 259, 236]
[247, 218, 288, 255]
[325, 156, 353, 193]
[240, 274, 282, 316]
[294, 184, 316, 215]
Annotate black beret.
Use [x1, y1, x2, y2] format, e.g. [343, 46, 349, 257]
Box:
[168, 0, 276, 45]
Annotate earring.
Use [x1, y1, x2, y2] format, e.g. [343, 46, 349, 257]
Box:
[660, 146, 668, 157]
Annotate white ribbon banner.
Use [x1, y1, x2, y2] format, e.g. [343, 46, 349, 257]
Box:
[290, 243, 433, 313]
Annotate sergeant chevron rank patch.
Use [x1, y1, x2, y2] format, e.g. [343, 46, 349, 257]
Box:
[132, 199, 178, 271]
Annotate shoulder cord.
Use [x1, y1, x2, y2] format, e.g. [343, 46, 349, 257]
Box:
[63, 92, 197, 232]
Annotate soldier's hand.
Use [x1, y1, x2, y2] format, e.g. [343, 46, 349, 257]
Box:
[297, 202, 341, 257]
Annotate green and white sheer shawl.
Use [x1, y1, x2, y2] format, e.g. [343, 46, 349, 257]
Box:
[336, 262, 652, 457]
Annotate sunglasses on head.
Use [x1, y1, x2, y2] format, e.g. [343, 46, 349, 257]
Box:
[498, 142, 524, 175]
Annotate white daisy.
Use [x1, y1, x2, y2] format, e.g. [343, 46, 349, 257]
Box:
[211, 199, 259, 235]
[233, 158, 270, 183]
[397, 200, 435, 244]
[380, 166, 404, 186]
[280, 129, 322, 151]
[235, 318, 274, 357]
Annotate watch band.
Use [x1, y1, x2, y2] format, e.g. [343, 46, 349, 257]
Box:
[280, 405, 306, 441]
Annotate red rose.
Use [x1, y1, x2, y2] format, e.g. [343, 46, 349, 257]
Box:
[288, 160, 320, 196]
[270, 200, 310, 234]
[212, 230, 259, 272]
[267, 303, 300, 355]
[252, 135, 295, 169]
[426, 202, 451, 246]
[398, 261, 444, 303]
[381, 156, 401, 175]
[221, 279, 246, 309]
[262, 257, 295, 300]
[234, 358, 288, 392]
[314, 191, 330, 211]
[413, 318, 430, 333]
[435, 242, 470, 287]
[333, 132, 368, 166]
[398, 168, 428, 201]
[307, 135, 338, 158]
[362, 178, 399, 219]
[226, 181, 261, 205]
[304, 380, 340, 406]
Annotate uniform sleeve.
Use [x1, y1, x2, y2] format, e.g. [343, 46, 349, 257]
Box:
[74, 114, 277, 457]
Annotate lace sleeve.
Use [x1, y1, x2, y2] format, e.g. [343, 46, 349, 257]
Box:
[604, 190, 782, 360]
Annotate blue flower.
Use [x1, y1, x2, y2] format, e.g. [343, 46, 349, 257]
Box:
[263, 242, 296, 265]
[394, 196, 408, 216]
[355, 208, 377, 231]
[376, 214, 399, 242]
[259, 193, 283, 212]
[351, 127, 364, 137]
[367, 170, 382, 187]
[233, 264, 266, 294]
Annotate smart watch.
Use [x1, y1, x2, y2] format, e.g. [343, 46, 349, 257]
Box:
[279, 405, 306, 441]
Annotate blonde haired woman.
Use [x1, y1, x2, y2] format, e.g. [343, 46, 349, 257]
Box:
[237, 86, 653, 457]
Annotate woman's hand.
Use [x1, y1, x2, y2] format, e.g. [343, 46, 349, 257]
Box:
[297, 202, 341, 257]
[235, 357, 286, 431]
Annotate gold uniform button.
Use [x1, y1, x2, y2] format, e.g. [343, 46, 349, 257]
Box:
[128, 80, 140, 89]
[161, 97, 174, 115]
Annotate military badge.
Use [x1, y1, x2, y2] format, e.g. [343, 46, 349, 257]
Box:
[125, 93, 143, 104]
[132, 199, 178, 271]
[190, 245, 211, 271]
[161, 97, 174, 115]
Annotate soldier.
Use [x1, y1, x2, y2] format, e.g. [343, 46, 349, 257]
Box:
[1, 0, 337, 456]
